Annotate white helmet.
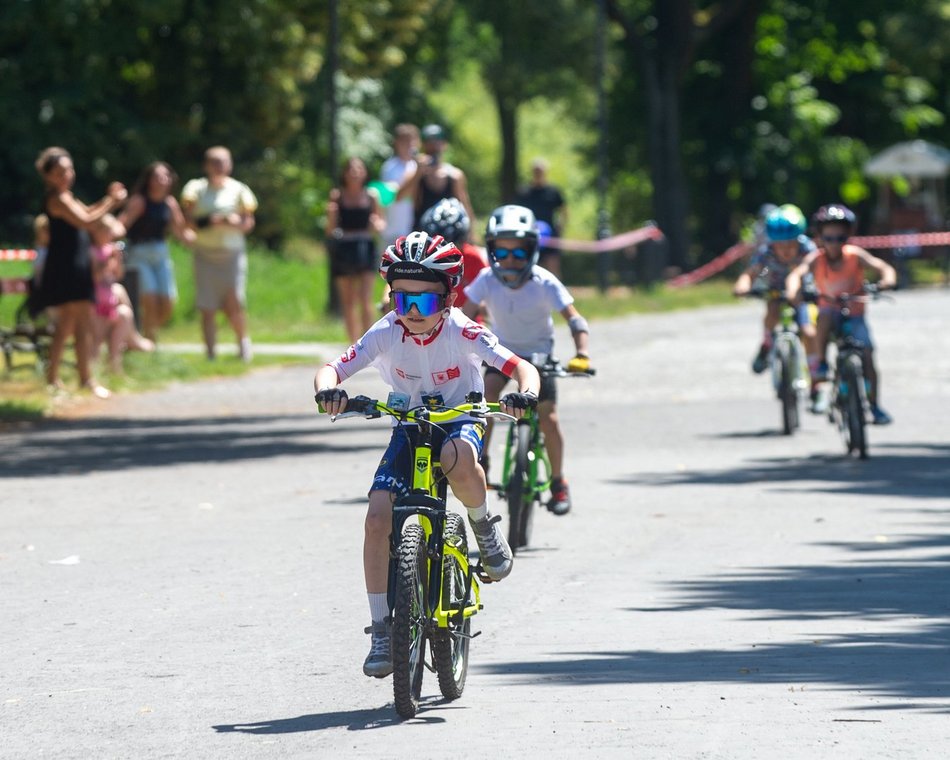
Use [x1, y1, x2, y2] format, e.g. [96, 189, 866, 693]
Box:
[484, 204, 539, 289]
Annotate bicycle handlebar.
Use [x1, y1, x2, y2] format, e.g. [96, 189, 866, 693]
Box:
[323, 394, 517, 423]
[535, 358, 597, 378]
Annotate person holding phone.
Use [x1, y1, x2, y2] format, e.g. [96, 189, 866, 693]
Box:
[396, 124, 475, 231]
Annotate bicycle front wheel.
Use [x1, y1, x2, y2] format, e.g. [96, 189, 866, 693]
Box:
[392, 524, 428, 719]
[843, 355, 867, 459]
[778, 341, 798, 435]
[431, 512, 471, 701]
[506, 422, 533, 552]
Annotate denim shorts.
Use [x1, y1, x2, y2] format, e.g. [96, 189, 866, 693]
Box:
[371, 421, 485, 497]
[125, 240, 177, 299]
[826, 312, 874, 350]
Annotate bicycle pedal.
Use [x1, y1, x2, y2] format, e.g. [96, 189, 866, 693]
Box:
[473, 564, 496, 584]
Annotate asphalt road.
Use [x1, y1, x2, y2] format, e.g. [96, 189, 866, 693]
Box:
[2, 288, 948, 758]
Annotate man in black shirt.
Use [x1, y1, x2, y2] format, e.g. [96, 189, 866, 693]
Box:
[515, 158, 567, 276]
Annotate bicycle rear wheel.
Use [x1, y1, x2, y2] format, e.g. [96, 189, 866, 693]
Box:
[778, 342, 798, 435]
[506, 422, 532, 552]
[843, 355, 867, 459]
[392, 524, 428, 719]
[431, 512, 471, 701]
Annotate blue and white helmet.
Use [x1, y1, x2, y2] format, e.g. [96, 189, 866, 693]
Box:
[484, 204, 539, 289]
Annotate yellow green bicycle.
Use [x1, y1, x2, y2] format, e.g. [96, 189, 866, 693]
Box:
[331, 392, 511, 719]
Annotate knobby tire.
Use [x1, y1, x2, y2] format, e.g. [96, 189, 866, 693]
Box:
[506, 422, 533, 552]
[392, 524, 427, 719]
[431, 512, 471, 701]
[778, 341, 798, 435]
[844, 355, 868, 459]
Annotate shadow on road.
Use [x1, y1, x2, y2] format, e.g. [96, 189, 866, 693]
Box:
[212, 698, 461, 733]
[609, 441, 950, 500]
[0, 414, 380, 478]
[480, 514, 950, 711]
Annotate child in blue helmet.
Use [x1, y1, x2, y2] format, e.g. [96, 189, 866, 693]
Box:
[462, 204, 591, 517]
[733, 203, 819, 377]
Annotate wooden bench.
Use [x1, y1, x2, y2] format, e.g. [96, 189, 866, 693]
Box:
[0, 249, 54, 373]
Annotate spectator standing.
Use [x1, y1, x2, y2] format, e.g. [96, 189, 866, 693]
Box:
[379, 124, 419, 245]
[515, 158, 567, 277]
[118, 161, 195, 342]
[180, 146, 258, 361]
[326, 157, 386, 344]
[34, 146, 126, 397]
[397, 123, 475, 230]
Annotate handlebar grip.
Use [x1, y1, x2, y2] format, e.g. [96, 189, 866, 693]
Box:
[345, 395, 376, 414]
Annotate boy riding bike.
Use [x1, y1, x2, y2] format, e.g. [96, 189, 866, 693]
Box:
[785, 203, 897, 424]
[314, 231, 540, 678]
[733, 203, 818, 378]
[461, 204, 591, 516]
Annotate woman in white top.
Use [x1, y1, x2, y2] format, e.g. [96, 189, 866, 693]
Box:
[181, 146, 258, 361]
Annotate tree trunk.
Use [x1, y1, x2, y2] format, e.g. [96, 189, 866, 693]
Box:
[495, 91, 519, 203]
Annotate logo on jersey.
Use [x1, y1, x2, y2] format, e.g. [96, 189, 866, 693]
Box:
[340, 345, 357, 363]
[432, 366, 461, 385]
[394, 367, 421, 380]
[462, 323, 484, 341]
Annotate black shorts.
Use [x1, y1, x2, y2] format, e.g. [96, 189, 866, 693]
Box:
[330, 238, 377, 278]
[485, 355, 557, 403]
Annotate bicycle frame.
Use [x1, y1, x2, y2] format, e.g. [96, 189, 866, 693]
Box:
[331, 396, 504, 628]
[499, 412, 551, 504]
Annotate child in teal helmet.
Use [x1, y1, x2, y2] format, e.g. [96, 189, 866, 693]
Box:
[734, 204, 819, 376]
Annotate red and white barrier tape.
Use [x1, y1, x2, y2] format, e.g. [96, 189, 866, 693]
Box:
[669, 230, 950, 289]
[0, 249, 37, 261]
[667, 242, 754, 288]
[850, 231, 950, 249]
[544, 224, 664, 254]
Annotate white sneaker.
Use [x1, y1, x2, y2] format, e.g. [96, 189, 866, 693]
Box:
[362, 621, 392, 678]
[468, 513, 513, 581]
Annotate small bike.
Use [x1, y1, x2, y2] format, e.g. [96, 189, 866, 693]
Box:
[745, 287, 810, 435]
[494, 356, 595, 552]
[815, 285, 887, 459]
[328, 393, 511, 719]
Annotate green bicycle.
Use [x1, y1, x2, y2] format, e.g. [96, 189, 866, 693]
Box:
[494, 357, 595, 552]
[331, 393, 509, 719]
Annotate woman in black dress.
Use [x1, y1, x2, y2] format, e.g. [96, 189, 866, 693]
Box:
[325, 157, 385, 343]
[35, 147, 127, 396]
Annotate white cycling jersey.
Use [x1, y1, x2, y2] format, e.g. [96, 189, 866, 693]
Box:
[326, 308, 520, 414]
[464, 266, 573, 356]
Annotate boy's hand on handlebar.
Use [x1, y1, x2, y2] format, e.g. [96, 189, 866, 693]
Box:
[566, 354, 591, 373]
[315, 387, 348, 416]
[500, 391, 538, 419]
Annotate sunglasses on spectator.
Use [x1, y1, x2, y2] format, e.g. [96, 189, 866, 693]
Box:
[391, 291, 445, 317]
[493, 245, 533, 261]
[821, 234, 849, 243]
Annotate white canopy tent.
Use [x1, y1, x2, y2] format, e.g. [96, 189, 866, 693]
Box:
[865, 140, 950, 179]
[864, 140, 949, 234]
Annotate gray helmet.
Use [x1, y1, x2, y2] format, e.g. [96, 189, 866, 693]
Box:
[485, 204, 539, 289]
[420, 198, 470, 245]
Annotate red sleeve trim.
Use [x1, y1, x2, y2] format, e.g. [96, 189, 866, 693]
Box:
[500, 356, 520, 378]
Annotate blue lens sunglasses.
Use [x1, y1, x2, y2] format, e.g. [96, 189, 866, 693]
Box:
[391, 290, 445, 317]
[492, 245, 533, 261]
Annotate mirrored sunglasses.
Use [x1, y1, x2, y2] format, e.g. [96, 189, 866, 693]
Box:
[392, 290, 445, 317]
[493, 245, 532, 261]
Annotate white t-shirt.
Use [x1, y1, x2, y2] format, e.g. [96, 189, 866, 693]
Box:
[181, 176, 258, 254]
[327, 308, 519, 414]
[380, 156, 417, 244]
[464, 266, 573, 356]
